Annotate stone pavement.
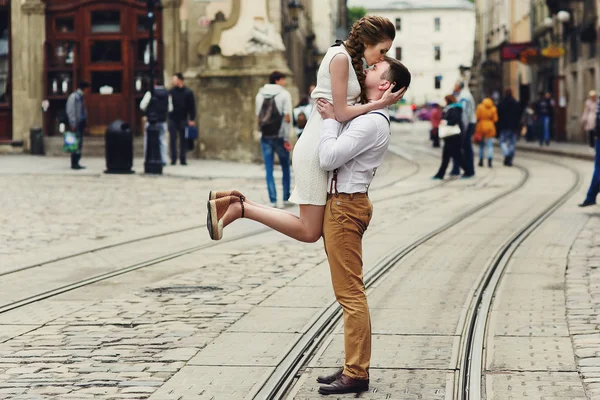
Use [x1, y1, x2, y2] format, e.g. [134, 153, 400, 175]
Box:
[2, 125, 600, 399]
[516, 139, 595, 161]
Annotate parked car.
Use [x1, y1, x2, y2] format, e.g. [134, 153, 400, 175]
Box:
[391, 105, 415, 123]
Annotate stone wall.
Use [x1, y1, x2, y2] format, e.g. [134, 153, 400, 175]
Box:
[189, 52, 296, 163]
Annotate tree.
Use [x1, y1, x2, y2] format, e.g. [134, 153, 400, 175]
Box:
[348, 7, 367, 26]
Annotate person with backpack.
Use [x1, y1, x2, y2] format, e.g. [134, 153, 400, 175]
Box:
[255, 70, 293, 208]
[140, 76, 172, 165]
[293, 96, 312, 138]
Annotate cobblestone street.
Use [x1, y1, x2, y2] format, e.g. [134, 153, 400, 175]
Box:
[1, 123, 600, 399]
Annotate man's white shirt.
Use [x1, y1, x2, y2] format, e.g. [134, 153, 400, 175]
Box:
[319, 109, 391, 194]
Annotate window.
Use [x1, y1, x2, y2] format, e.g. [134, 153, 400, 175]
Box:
[91, 11, 121, 33]
[395, 47, 402, 60]
[434, 45, 441, 61]
[92, 71, 123, 94]
[0, 9, 9, 104]
[90, 41, 122, 63]
[395, 18, 401, 31]
[435, 75, 442, 89]
[434, 17, 441, 32]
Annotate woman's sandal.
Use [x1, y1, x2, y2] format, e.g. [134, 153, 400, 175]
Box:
[208, 190, 245, 201]
[207, 195, 245, 240]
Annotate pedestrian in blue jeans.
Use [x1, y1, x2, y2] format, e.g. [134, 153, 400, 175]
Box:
[497, 89, 521, 166]
[534, 92, 553, 146]
[256, 71, 293, 207]
[579, 100, 600, 208]
[260, 137, 291, 207]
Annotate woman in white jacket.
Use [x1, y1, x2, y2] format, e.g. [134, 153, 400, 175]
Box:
[582, 90, 598, 147]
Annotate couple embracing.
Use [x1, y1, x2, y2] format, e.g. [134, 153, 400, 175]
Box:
[207, 16, 411, 395]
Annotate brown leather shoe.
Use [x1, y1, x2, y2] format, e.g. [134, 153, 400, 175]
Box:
[208, 190, 245, 201]
[206, 196, 244, 240]
[318, 374, 369, 395]
[316, 367, 343, 384]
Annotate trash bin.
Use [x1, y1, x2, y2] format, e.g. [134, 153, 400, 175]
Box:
[105, 120, 134, 174]
[30, 127, 44, 155]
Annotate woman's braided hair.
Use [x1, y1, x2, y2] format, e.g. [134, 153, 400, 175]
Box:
[345, 16, 396, 104]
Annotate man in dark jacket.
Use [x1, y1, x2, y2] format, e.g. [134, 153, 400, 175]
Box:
[140, 76, 172, 165]
[168, 73, 196, 165]
[65, 81, 90, 170]
[497, 88, 522, 166]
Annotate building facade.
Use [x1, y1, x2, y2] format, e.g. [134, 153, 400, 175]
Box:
[473, 0, 600, 142]
[358, 0, 476, 105]
[0, 0, 346, 158]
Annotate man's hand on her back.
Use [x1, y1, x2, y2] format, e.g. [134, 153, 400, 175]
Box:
[317, 99, 336, 121]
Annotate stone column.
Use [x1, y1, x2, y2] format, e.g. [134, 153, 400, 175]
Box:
[186, 0, 296, 162]
[161, 0, 182, 80]
[12, 0, 45, 150]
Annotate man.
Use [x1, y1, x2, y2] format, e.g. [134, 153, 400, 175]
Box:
[534, 91, 553, 146]
[255, 71, 292, 208]
[168, 73, 196, 165]
[140, 76, 173, 165]
[579, 97, 600, 208]
[65, 81, 90, 170]
[496, 88, 522, 166]
[315, 57, 411, 395]
[451, 81, 476, 178]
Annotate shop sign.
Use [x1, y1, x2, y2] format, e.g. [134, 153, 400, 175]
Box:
[502, 42, 533, 61]
[541, 45, 565, 58]
[518, 47, 544, 64]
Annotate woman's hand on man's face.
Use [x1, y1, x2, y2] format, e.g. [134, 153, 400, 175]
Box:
[380, 84, 407, 107]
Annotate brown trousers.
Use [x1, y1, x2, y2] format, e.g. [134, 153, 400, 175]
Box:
[322, 192, 373, 380]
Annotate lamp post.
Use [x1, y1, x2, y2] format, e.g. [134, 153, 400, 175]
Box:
[284, 0, 304, 32]
[144, 0, 163, 174]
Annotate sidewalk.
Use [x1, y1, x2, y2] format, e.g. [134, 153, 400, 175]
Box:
[0, 154, 279, 181]
[515, 140, 595, 161]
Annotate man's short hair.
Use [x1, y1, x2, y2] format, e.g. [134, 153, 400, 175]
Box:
[78, 81, 90, 90]
[382, 57, 411, 93]
[504, 88, 513, 97]
[174, 73, 184, 81]
[155, 74, 164, 86]
[269, 71, 286, 84]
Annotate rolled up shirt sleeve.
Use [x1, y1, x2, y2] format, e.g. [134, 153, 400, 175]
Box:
[318, 117, 376, 171]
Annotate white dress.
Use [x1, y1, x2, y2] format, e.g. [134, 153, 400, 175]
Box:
[289, 45, 361, 205]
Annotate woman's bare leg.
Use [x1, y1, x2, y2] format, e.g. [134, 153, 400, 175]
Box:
[222, 202, 325, 243]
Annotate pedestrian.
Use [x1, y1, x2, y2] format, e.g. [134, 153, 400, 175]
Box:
[293, 95, 312, 139]
[523, 102, 535, 142]
[433, 95, 467, 179]
[206, 57, 410, 396]
[496, 88, 521, 166]
[579, 99, 600, 208]
[205, 16, 405, 245]
[430, 103, 442, 148]
[450, 81, 477, 177]
[474, 97, 498, 168]
[255, 70, 293, 208]
[534, 91, 553, 146]
[140, 76, 172, 165]
[581, 90, 597, 148]
[65, 81, 90, 170]
[168, 72, 196, 165]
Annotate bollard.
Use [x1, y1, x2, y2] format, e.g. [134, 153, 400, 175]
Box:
[144, 122, 163, 174]
[30, 127, 44, 155]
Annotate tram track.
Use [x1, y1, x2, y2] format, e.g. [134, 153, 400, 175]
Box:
[0, 147, 449, 315]
[250, 155, 581, 400]
[456, 160, 581, 400]
[251, 164, 531, 399]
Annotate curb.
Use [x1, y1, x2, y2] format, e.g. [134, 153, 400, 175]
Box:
[515, 144, 594, 162]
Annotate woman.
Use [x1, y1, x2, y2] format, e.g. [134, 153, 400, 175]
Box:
[206, 16, 406, 241]
[475, 98, 498, 168]
[433, 95, 467, 179]
[582, 90, 597, 148]
[429, 103, 442, 148]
